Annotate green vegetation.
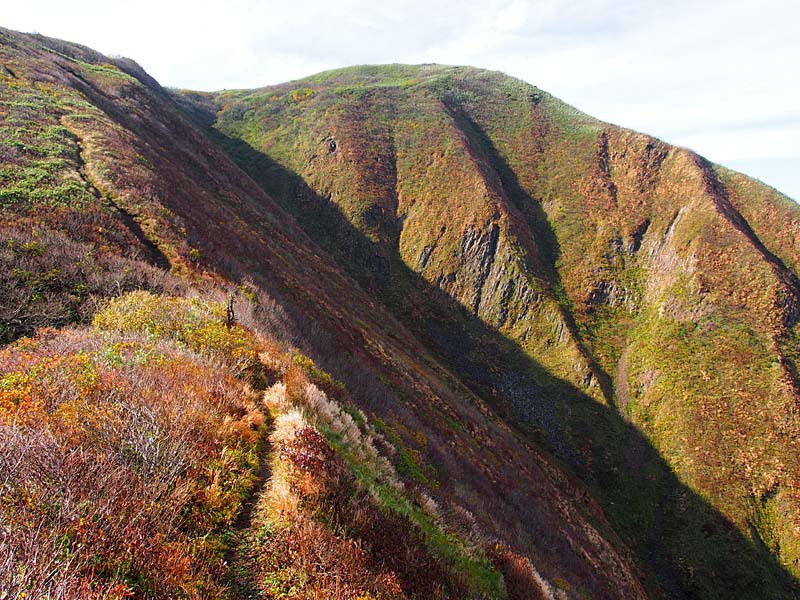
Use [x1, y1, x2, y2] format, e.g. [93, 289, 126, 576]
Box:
[2, 24, 800, 599]
[93, 291, 262, 376]
[0, 85, 95, 208]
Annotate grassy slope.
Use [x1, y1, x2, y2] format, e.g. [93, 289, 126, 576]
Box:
[2, 289, 532, 599]
[0, 30, 649, 599]
[0, 292, 270, 598]
[200, 64, 800, 597]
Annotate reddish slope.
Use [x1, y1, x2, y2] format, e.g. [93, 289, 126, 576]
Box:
[203, 65, 800, 597]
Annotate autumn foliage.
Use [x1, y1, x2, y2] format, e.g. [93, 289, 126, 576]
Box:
[0, 293, 268, 598]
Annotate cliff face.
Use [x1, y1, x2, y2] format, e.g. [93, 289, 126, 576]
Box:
[1, 27, 799, 598]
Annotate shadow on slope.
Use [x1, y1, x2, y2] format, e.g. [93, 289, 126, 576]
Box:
[210, 129, 800, 600]
[441, 101, 616, 404]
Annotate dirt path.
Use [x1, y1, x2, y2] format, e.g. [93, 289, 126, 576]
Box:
[225, 409, 274, 599]
[63, 120, 171, 271]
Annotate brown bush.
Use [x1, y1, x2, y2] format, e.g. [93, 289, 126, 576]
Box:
[263, 414, 464, 600]
[491, 544, 554, 600]
[0, 225, 182, 344]
[259, 514, 407, 600]
[0, 321, 266, 598]
[342, 491, 454, 600]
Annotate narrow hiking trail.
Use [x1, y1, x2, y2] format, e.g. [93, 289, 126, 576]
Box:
[225, 382, 278, 599]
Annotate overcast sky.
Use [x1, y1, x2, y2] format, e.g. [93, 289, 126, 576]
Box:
[5, 0, 799, 199]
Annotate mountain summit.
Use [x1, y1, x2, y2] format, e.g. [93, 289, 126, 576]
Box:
[1, 27, 799, 599]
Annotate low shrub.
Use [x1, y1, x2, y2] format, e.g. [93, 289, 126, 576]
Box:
[0, 298, 268, 598]
[93, 290, 263, 379]
[0, 225, 180, 344]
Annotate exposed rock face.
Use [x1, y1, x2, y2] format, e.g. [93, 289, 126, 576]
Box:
[458, 223, 500, 314]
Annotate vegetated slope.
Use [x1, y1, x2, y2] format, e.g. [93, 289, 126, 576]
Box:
[0, 28, 650, 599]
[193, 65, 800, 598]
[2, 289, 533, 598]
[0, 292, 271, 598]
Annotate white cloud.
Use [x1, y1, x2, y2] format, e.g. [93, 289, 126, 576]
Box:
[495, 0, 529, 32]
[3, 0, 799, 198]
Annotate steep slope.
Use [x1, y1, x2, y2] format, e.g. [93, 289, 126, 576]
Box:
[193, 65, 800, 597]
[0, 29, 649, 599]
[3, 27, 800, 597]
[2, 289, 534, 599]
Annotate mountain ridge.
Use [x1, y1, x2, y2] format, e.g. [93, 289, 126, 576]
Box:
[191, 62, 800, 595]
[1, 27, 799, 598]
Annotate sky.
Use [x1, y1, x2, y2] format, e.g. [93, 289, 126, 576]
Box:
[4, 0, 799, 200]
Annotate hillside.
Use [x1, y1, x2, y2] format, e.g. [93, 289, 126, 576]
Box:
[1, 27, 799, 598]
[2, 290, 533, 598]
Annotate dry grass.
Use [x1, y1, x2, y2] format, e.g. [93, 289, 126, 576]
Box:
[491, 545, 561, 600]
[249, 366, 511, 600]
[0, 291, 271, 598]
